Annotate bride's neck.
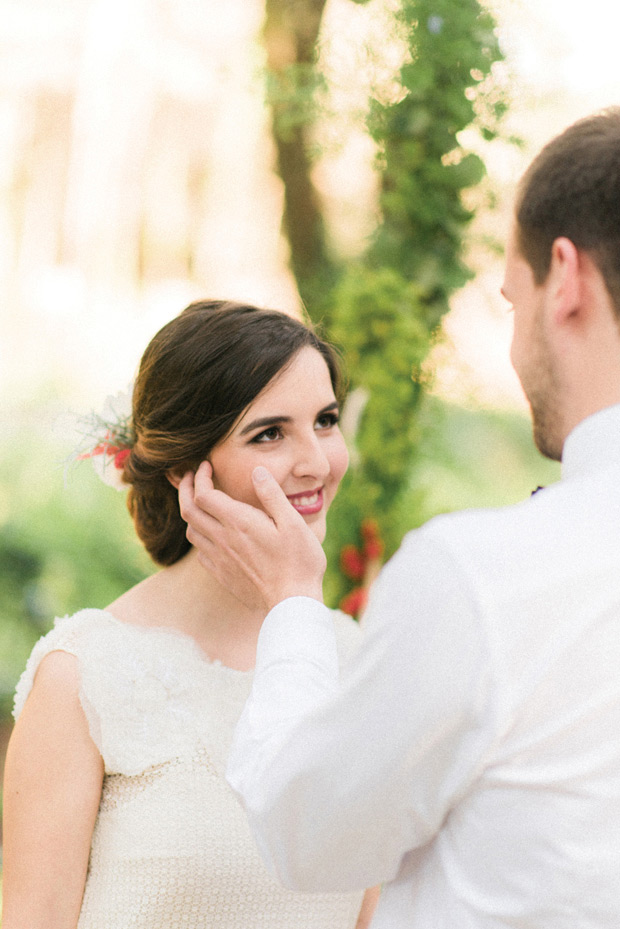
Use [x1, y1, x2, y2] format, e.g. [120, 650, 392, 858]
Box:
[109, 547, 265, 670]
[165, 547, 265, 653]
[167, 547, 262, 628]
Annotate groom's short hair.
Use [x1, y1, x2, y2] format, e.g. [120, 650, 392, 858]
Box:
[516, 107, 620, 317]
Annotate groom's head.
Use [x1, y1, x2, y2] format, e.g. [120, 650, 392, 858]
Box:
[503, 109, 620, 461]
[516, 108, 620, 316]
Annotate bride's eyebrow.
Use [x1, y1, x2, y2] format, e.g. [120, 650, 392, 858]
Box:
[239, 415, 291, 436]
[239, 401, 339, 437]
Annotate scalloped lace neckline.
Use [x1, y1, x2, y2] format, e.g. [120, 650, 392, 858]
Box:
[95, 608, 255, 677]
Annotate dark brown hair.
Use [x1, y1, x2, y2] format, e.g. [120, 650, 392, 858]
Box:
[123, 300, 343, 566]
[516, 107, 620, 315]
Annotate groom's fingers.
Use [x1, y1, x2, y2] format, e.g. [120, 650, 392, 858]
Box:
[178, 469, 223, 534]
[251, 466, 301, 528]
[194, 458, 214, 489]
[183, 461, 268, 535]
[186, 461, 244, 527]
[178, 471, 198, 521]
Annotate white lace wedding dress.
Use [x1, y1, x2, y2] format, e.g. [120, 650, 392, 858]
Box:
[14, 608, 364, 928]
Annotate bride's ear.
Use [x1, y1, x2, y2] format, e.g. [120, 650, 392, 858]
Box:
[166, 471, 182, 489]
[167, 461, 209, 489]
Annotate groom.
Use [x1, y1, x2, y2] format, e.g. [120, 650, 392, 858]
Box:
[180, 110, 620, 927]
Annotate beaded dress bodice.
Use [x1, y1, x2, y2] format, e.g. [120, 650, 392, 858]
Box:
[14, 609, 364, 928]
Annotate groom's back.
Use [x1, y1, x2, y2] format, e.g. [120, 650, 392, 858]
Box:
[410, 440, 620, 926]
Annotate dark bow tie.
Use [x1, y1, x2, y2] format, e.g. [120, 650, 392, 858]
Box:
[531, 486, 545, 496]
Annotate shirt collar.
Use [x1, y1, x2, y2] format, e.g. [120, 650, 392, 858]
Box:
[561, 403, 620, 481]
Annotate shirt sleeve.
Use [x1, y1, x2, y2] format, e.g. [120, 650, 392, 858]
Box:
[226, 521, 498, 893]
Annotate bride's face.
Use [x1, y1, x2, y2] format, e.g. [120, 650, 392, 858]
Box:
[209, 346, 349, 543]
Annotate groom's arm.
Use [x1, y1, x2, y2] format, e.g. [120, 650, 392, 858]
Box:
[179, 465, 495, 892]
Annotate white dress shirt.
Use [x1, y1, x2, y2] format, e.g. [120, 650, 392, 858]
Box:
[226, 403, 620, 928]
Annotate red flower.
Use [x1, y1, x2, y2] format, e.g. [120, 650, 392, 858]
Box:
[340, 544, 366, 580]
[360, 518, 380, 541]
[364, 537, 384, 560]
[113, 448, 131, 470]
[78, 444, 106, 460]
[339, 587, 368, 618]
[360, 518, 384, 560]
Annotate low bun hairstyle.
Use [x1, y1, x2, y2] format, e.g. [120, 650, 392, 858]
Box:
[123, 300, 343, 566]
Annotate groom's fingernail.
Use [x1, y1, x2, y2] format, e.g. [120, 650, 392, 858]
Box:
[253, 466, 269, 483]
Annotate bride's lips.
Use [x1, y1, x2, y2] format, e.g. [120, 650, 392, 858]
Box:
[286, 487, 324, 515]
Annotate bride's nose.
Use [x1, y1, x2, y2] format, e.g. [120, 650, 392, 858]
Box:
[290, 432, 330, 480]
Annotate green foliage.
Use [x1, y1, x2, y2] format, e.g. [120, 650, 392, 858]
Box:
[367, 0, 504, 303]
[319, 0, 508, 608]
[0, 430, 151, 719]
[413, 397, 561, 517]
[330, 266, 429, 526]
[266, 64, 327, 143]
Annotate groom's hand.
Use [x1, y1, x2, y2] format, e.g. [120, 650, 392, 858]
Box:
[178, 461, 327, 613]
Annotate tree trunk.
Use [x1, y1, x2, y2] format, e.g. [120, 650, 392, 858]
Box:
[263, 0, 333, 311]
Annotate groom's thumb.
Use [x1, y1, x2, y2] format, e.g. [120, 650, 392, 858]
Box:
[252, 466, 290, 522]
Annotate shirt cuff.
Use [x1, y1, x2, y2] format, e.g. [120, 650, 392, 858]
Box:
[256, 596, 338, 677]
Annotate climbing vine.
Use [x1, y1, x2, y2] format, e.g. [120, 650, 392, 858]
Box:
[263, 0, 508, 611]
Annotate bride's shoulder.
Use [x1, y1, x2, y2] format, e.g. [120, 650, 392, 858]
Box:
[28, 607, 119, 654]
[12, 608, 119, 722]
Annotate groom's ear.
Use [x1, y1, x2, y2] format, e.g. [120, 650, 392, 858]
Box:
[548, 236, 580, 326]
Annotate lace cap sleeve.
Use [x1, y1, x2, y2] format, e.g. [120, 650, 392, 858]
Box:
[13, 610, 93, 720]
[12, 609, 200, 776]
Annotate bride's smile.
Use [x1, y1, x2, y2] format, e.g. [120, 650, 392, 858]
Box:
[286, 486, 323, 515]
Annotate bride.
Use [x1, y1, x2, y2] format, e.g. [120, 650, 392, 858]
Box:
[3, 300, 378, 928]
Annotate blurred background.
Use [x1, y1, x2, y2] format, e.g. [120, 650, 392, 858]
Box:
[1, 0, 619, 819]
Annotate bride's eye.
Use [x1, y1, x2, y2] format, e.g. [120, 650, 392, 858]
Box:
[315, 411, 339, 430]
[251, 426, 282, 443]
